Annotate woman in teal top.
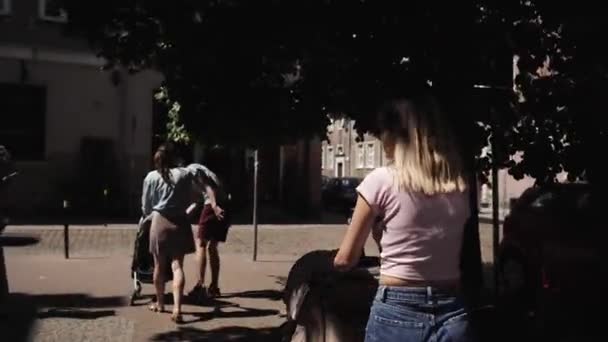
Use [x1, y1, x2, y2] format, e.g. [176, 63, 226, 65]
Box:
[142, 145, 195, 323]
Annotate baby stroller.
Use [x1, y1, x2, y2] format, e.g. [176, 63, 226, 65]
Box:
[129, 215, 172, 305]
[281, 250, 380, 342]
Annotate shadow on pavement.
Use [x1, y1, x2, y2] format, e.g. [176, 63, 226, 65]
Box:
[12, 293, 126, 308]
[0, 234, 40, 247]
[36, 308, 116, 319]
[150, 325, 282, 342]
[0, 293, 124, 342]
[185, 303, 280, 324]
[222, 289, 283, 301]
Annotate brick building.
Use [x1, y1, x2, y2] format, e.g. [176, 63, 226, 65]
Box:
[321, 118, 386, 180]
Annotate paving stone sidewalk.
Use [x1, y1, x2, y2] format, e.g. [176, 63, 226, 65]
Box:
[2, 223, 495, 261]
[1, 224, 495, 341]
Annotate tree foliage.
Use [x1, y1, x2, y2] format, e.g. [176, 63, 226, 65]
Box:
[478, 0, 607, 184]
[60, 0, 606, 184]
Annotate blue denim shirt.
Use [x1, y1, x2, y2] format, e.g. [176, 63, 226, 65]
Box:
[141, 167, 195, 218]
[185, 163, 227, 205]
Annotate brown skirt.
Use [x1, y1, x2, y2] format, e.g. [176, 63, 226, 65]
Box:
[149, 211, 195, 258]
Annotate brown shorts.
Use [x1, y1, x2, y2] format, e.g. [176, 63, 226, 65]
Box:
[197, 204, 230, 242]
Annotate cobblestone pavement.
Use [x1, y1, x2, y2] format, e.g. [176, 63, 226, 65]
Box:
[29, 316, 135, 342]
[3, 223, 496, 262]
[1, 223, 496, 341]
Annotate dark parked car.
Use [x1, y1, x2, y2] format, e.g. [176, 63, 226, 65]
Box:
[321, 177, 362, 214]
[497, 182, 604, 338]
[320, 175, 330, 192]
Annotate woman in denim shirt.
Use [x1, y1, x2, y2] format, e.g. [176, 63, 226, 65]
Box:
[142, 145, 196, 323]
[334, 92, 476, 342]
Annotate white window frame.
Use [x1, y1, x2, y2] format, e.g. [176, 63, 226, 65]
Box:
[39, 0, 68, 23]
[327, 146, 334, 170]
[321, 146, 325, 169]
[356, 143, 365, 169]
[0, 0, 11, 15]
[366, 142, 375, 168]
[336, 144, 344, 156]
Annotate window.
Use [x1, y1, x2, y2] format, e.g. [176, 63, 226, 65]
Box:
[356, 143, 365, 168]
[39, 0, 68, 23]
[366, 142, 375, 168]
[321, 146, 325, 169]
[337, 144, 344, 155]
[0, 0, 11, 15]
[0, 83, 46, 160]
[327, 146, 334, 169]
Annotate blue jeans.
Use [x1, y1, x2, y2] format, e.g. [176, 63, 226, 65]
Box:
[365, 286, 476, 342]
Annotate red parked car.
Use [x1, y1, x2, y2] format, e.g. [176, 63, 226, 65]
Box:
[497, 182, 604, 338]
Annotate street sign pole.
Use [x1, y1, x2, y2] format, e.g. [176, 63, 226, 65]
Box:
[252, 150, 259, 261]
[490, 109, 501, 296]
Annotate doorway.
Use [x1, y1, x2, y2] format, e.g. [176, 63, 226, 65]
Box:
[336, 162, 344, 178]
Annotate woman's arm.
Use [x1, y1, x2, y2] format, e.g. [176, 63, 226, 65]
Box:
[141, 175, 152, 217]
[205, 184, 225, 220]
[333, 194, 376, 271]
[195, 173, 225, 220]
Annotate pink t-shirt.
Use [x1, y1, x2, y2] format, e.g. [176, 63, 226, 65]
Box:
[357, 167, 470, 282]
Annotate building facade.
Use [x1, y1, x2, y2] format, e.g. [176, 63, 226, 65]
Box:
[0, 0, 162, 217]
[321, 118, 386, 180]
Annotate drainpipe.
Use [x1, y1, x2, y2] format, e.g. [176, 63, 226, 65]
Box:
[112, 69, 128, 216]
[278, 145, 285, 202]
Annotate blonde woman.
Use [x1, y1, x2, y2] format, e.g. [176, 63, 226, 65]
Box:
[334, 94, 475, 341]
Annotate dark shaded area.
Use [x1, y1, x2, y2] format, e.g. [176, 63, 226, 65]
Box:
[482, 260, 604, 341]
[12, 293, 125, 308]
[150, 325, 282, 342]
[36, 308, 116, 320]
[0, 234, 40, 247]
[222, 289, 283, 301]
[131, 295, 281, 324]
[187, 307, 280, 324]
[0, 293, 124, 342]
[182, 297, 280, 324]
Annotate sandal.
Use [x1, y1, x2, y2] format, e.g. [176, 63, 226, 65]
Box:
[148, 303, 164, 313]
[170, 312, 184, 324]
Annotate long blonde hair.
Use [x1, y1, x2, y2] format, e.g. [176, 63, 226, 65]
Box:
[378, 95, 467, 195]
